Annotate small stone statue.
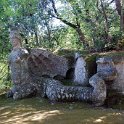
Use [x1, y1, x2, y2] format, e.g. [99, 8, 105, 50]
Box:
[73, 53, 88, 86]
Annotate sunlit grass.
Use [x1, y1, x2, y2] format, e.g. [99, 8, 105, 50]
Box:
[0, 60, 11, 93]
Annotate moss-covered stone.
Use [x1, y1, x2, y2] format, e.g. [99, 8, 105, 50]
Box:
[97, 50, 123, 56]
[55, 49, 89, 57]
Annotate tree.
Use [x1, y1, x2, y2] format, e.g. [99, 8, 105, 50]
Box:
[115, 0, 124, 32]
[40, 0, 89, 49]
[0, 0, 123, 53]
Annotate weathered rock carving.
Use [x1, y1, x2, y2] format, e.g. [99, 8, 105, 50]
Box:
[43, 76, 106, 106]
[111, 56, 124, 94]
[96, 57, 117, 82]
[28, 48, 69, 79]
[7, 28, 118, 106]
[73, 53, 88, 86]
[89, 74, 106, 106]
[7, 28, 37, 99]
[93, 57, 118, 106]
[7, 75, 105, 106]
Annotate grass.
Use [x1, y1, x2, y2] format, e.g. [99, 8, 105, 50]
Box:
[0, 60, 12, 94]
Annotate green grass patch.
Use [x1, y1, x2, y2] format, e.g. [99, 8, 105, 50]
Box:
[0, 60, 12, 93]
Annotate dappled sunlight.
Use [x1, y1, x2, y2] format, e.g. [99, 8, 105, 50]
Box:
[0, 106, 10, 111]
[92, 112, 123, 124]
[28, 110, 62, 121]
[0, 96, 124, 124]
[0, 110, 62, 124]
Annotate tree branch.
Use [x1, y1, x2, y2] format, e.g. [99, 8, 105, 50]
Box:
[50, 0, 78, 29]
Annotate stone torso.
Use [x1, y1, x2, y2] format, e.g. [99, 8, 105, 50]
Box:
[8, 48, 29, 84]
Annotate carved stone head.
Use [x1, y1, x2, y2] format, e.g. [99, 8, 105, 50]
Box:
[9, 27, 22, 48]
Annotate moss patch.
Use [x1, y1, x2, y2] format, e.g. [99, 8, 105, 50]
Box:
[62, 79, 74, 86]
[54, 49, 89, 57]
[97, 51, 124, 64]
[99, 51, 124, 57]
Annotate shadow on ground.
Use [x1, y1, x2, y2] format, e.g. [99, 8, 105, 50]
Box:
[0, 93, 124, 124]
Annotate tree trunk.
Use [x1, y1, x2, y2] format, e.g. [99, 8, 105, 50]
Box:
[76, 27, 88, 48]
[50, 0, 88, 49]
[115, 0, 124, 31]
[34, 30, 39, 46]
[121, 1, 124, 31]
[100, 0, 111, 42]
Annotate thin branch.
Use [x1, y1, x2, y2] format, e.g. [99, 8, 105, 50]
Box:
[50, 0, 78, 29]
[109, 0, 115, 5]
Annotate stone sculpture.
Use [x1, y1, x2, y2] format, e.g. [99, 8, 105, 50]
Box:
[96, 57, 117, 82]
[43, 76, 106, 106]
[89, 74, 106, 106]
[109, 56, 124, 93]
[89, 57, 118, 106]
[7, 28, 37, 99]
[7, 28, 118, 106]
[73, 53, 88, 86]
[28, 48, 69, 79]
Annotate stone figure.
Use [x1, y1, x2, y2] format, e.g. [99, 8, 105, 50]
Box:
[89, 74, 106, 106]
[111, 56, 124, 93]
[94, 57, 118, 106]
[73, 53, 88, 86]
[8, 33, 29, 85]
[7, 28, 36, 99]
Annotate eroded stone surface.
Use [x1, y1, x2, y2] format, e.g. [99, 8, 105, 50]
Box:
[33, 76, 106, 106]
[96, 57, 117, 82]
[73, 55, 88, 86]
[111, 56, 124, 94]
[89, 74, 106, 106]
[43, 78, 93, 103]
[8, 48, 29, 85]
[28, 48, 69, 78]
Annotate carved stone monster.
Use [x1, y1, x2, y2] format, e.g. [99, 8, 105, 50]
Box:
[6, 29, 109, 106]
[28, 48, 69, 79]
[42, 76, 106, 106]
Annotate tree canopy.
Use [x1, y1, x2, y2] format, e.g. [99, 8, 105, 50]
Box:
[0, 0, 124, 54]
